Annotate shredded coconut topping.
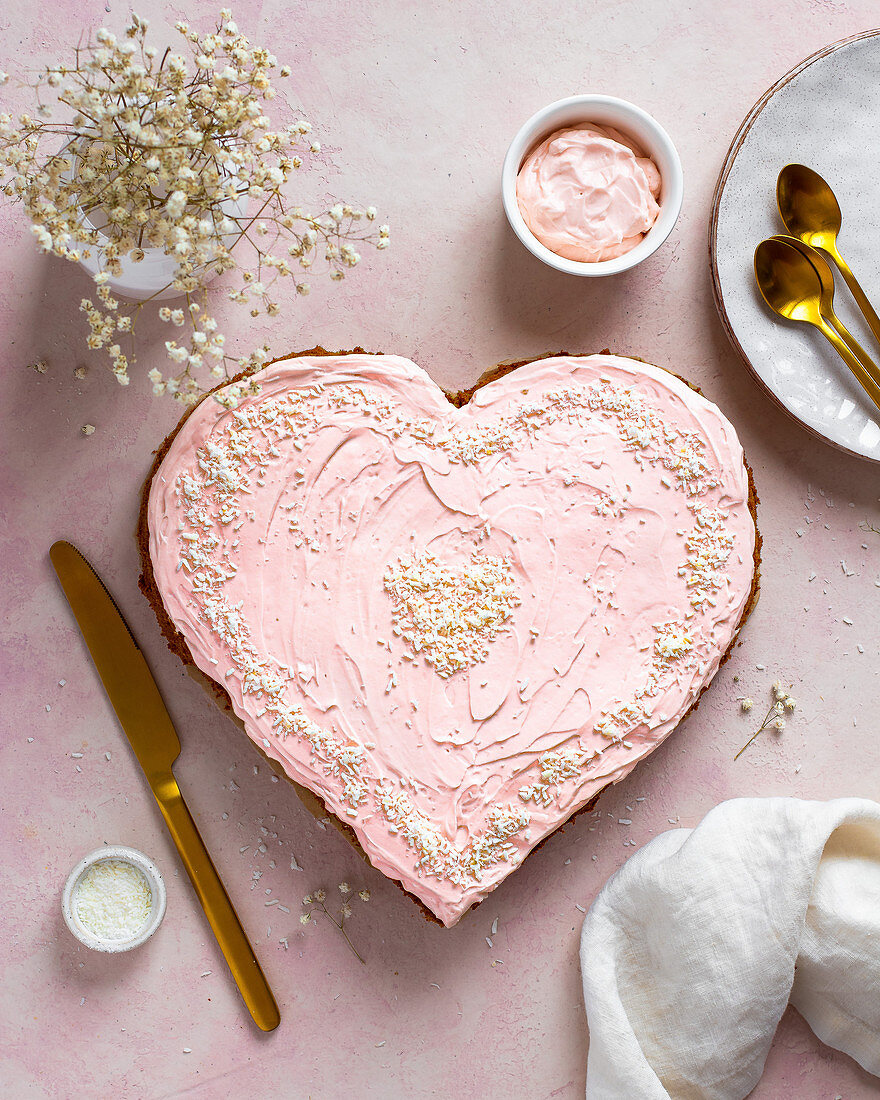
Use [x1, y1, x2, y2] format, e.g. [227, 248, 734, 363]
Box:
[592, 618, 699, 746]
[519, 746, 601, 806]
[384, 551, 520, 678]
[654, 622, 694, 661]
[379, 783, 530, 882]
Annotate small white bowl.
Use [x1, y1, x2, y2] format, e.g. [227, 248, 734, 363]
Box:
[501, 94, 684, 276]
[62, 845, 166, 953]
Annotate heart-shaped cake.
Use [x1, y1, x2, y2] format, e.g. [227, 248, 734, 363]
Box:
[144, 352, 758, 926]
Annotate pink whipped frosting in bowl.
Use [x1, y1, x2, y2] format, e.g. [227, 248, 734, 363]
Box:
[516, 125, 662, 262]
[502, 95, 683, 277]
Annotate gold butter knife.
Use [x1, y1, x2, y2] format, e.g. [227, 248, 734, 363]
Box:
[50, 540, 280, 1032]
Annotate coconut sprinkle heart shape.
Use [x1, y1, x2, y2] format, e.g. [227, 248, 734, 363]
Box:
[383, 550, 521, 678]
[147, 353, 757, 926]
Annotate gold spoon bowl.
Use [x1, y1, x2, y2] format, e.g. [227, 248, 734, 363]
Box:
[777, 163, 880, 346]
[754, 236, 880, 413]
[768, 234, 880, 374]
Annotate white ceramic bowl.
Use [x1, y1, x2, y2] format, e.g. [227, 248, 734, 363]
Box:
[62, 845, 166, 953]
[501, 94, 684, 276]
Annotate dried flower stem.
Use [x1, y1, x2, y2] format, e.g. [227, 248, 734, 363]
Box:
[734, 703, 778, 760]
[311, 898, 364, 965]
[300, 885, 370, 965]
[735, 680, 796, 760]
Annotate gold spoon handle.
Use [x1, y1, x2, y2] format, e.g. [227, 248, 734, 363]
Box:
[824, 311, 880, 387]
[816, 316, 880, 414]
[825, 245, 880, 347]
[155, 772, 281, 1032]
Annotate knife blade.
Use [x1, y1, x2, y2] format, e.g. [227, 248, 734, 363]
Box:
[50, 540, 280, 1032]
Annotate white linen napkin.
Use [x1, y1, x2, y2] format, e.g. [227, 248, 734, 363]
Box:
[580, 797, 880, 1099]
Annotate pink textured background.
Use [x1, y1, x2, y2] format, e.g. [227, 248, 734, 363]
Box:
[2, 2, 880, 1096]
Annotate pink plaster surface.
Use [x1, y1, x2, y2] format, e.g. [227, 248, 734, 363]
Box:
[2, 1, 880, 1096]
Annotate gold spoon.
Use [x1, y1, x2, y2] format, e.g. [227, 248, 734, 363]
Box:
[767, 234, 880, 382]
[777, 163, 880, 346]
[754, 236, 880, 414]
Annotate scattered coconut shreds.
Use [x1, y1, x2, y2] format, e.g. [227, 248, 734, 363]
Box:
[375, 1041, 386, 1048]
[81, 424, 96, 436]
[486, 936, 493, 948]
[491, 917, 499, 936]
[429, 982, 440, 989]
[201, 971, 211, 978]
[575, 903, 586, 913]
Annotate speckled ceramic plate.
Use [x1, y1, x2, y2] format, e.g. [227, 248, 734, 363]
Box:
[711, 30, 880, 462]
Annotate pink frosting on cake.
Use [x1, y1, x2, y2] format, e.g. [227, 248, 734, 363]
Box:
[516, 126, 661, 261]
[147, 353, 755, 926]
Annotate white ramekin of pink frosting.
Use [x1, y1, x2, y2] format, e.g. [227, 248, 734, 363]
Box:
[502, 95, 683, 276]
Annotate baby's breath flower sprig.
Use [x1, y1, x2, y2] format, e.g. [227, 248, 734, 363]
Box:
[734, 680, 797, 760]
[0, 10, 388, 405]
[300, 883, 370, 964]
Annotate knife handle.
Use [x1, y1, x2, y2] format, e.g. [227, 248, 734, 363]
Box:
[153, 773, 281, 1032]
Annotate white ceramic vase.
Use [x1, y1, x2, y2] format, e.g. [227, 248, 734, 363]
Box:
[72, 163, 249, 302]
